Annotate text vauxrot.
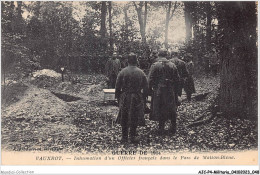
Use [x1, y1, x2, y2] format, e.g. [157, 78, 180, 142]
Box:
[74, 156, 101, 160]
[36, 156, 62, 161]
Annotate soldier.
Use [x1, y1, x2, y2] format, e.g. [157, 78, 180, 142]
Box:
[170, 49, 189, 105]
[184, 53, 196, 101]
[178, 49, 186, 60]
[209, 50, 219, 76]
[120, 54, 128, 69]
[150, 50, 159, 65]
[148, 48, 180, 134]
[204, 52, 211, 76]
[105, 53, 121, 88]
[115, 53, 148, 144]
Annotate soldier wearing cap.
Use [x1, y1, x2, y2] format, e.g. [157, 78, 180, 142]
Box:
[151, 50, 159, 63]
[115, 53, 148, 143]
[184, 53, 196, 101]
[148, 48, 180, 134]
[120, 54, 128, 69]
[147, 50, 159, 70]
[105, 53, 121, 88]
[170, 49, 189, 105]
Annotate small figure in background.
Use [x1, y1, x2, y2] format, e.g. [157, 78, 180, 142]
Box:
[204, 52, 211, 76]
[120, 54, 128, 69]
[209, 50, 219, 76]
[184, 53, 196, 101]
[149, 50, 159, 66]
[105, 53, 121, 88]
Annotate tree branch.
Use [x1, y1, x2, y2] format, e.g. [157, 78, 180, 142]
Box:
[169, 1, 178, 20]
[144, 1, 148, 31]
[133, 2, 138, 11]
[139, 1, 144, 9]
[167, 1, 171, 19]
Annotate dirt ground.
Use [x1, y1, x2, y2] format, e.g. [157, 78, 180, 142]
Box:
[1, 72, 258, 153]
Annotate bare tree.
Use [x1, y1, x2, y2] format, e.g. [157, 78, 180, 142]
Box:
[133, 1, 148, 43]
[205, 2, 212, 51]
[184, 1, 193, 44]
[164, 1, 178, 48]
[108, 1, 113, 53]
[100, 1, 107, 38]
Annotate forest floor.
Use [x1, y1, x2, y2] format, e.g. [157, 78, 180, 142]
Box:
[1, 70, 258, 154]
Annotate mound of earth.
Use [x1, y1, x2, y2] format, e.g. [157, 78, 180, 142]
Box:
[1, 86, 76, 151]
[32, 69, 61, 78]
[30, 69, 62, 88]
[30, 75, 60, 88]
[1, 81, 29, 107]
[2, 86, 70, 121]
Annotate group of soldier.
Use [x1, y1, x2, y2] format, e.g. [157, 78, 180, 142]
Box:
[105, 48, 195, 144]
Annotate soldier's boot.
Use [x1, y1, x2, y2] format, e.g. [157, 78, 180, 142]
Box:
[170, 120, 176, 135]
[158, 121, 165, 134]
[121, 126, 128, 144]
[130, 137, 139, 144]
[130, 126, 139, 144]
[187, 93, 191, 101]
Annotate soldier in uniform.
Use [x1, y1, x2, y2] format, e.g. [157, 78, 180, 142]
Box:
[148, 50, 159, 69]
[120, 54, 128, 69]
[184, 53, 196, 101]
[170, 49, 189, 106]
[105, 53, 121, 88]
[148, 48, 180, 134]
[115, 53, 148, 144]
[209, 50, 219, 76]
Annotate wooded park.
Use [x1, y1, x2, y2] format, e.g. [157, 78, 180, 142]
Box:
[1, 1, 258, 153]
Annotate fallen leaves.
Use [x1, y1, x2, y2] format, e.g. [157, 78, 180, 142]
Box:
[1, 74, 258, 154]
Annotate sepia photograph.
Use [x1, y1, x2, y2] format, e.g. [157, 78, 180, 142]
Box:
[1, 0, 258, 168]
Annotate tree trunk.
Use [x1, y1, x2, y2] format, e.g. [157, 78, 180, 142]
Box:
[2, 50, 6, 89]
[100, 1, 107, 38]
[133, 2, 146, 44]
[164, 1, 177, 49]
[138, 10, 145, 43]
[218, 2, 257, 119]
[184, 2, 192, 43]
[144, 1, 147, 42]
[100, 1, 107, 52]
[164, 2, 171, 48]
[124, 6, 129, 30]
[34, 1, 41, 18]
[205, 2, 212, 51]
[164, 21, 170, 49]
[16, 1, 23, 33]
[123, 6, 129, 52]
[17, 1, 22, 20]
[10, 1, 15, 32]
[108, 1, 113, 53]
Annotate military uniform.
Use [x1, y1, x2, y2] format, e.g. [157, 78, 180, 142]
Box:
[115, 65, 148, 142]
[105, 57, 121, 88]
[170, 56, 189, 97]
[148, 57, 180, 133]
[184, 60, 196, 101]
